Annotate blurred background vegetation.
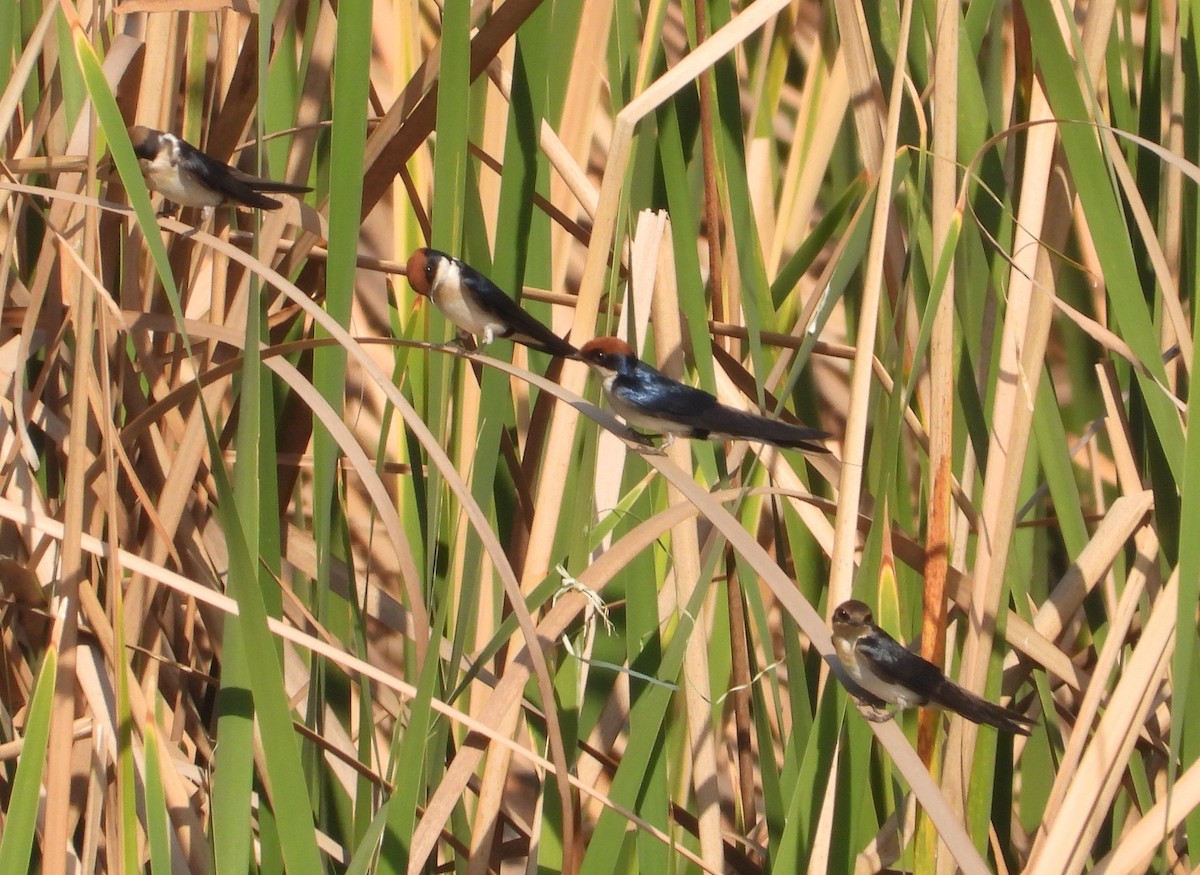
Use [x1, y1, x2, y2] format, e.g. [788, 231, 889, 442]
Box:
[0, 0, 1195, 872]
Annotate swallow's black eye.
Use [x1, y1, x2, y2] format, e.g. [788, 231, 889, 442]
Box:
[833, 608, 846, 622]
[424, 262, 437, 282]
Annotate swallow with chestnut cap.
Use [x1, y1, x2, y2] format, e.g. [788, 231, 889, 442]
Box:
[127, 125, 311, 212]
[830, 600, 1035, 735]
[405, 248, 577, 358]
[577, 337, 829, 451]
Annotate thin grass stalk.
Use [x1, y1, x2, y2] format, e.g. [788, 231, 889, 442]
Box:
[42, 181, 97, 875]
[646, 215, 728, 872]
[694, 0, 724, 326]
[916, 0, 960, 866]
[724, 549, 757, 833]
[937, 81, 1061, 858]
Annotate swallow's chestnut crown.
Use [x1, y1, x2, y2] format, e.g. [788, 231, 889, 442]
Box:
[579, 337, 637, 367]
[406, 248, 440, 296]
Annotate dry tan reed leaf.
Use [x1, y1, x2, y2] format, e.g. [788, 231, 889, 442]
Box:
[646, 218, 727, 873]
[42, 171, 104, 875]
[136, 212, 439, 632]
[1039, 522, 1159, 833]
[940, 86, 1064, 833]
[855, 792, 916, 875]
[0, 192, 437, 672]
[1031, 491, 1153, 643]
[1028, 570, 1179, 874]
[1090, 754, 1200, 874]
[78, 589, 215, 870]
[1096, 362, 1147, 494]
[1104, 134, 1192, 375]
[0, 5, 56, 149]
[547, 0, 611, 290]
[767, 49, 850, 274]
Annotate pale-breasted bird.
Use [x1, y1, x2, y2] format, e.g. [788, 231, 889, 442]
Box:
[577, 337, 829, 451]
[405, 248, 577, 358]
[830, 599, 1035, 735]
[127, 125, 311, 211]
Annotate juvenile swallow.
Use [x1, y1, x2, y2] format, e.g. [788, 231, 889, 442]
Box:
[127, 125, 311, 211]
[830, 600, 1035, 735]
[405, 248, 577, 357]
[577, 337, 829, 451]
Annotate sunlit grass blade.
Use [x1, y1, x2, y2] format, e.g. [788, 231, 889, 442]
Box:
[0, 637, 55, 872]
[143, 721, 174, 875]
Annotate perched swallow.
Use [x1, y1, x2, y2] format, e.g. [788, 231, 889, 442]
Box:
[127, 125, 311, 211]
[405, 248, 577, 357]
[831, 600, 1035, 735]
[577, 337, 829, 451]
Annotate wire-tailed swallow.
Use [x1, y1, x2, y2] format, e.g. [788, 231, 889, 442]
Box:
[577, 337, 829, 451]
[128, 125, 311, 211]
[405, 248, 577, 357]
[831, 600, 1035, 735]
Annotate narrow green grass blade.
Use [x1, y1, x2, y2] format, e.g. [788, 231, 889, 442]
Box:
[431, 0, 472, 248]
[0, 641, 56, 871]
[1031, 377, 1089, 556]
[346, 797, 392, 875]
[208, 456, 325, 875]
[378, 620, 444, 873]
[53, 14, 85, 129]
[772, 687, 843, 869]
[0, 0, 15, 98]
[144, 722, 174, 875]
[212, 624, 256, 875]
[311, 1, 374, 854]
[1171, 206, 1200, 830]
[577, 555, 718, 875]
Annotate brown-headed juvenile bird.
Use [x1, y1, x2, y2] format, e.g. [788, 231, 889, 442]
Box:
[577, 337, 828, 451]
[405, 248, 577, 357]
[128, 125, 311, 211]
[830, 599, 1035, 735]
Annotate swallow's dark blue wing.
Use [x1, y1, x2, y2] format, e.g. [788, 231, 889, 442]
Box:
[859, 630, 1035, 734]
[181, 141, 309, 208]
[610, 368, 718, 421]
[462, 270, 577, 357]
[177, 143, 282, 210]
[855, 632, 944, 701]
[611, 365, 827, 450]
